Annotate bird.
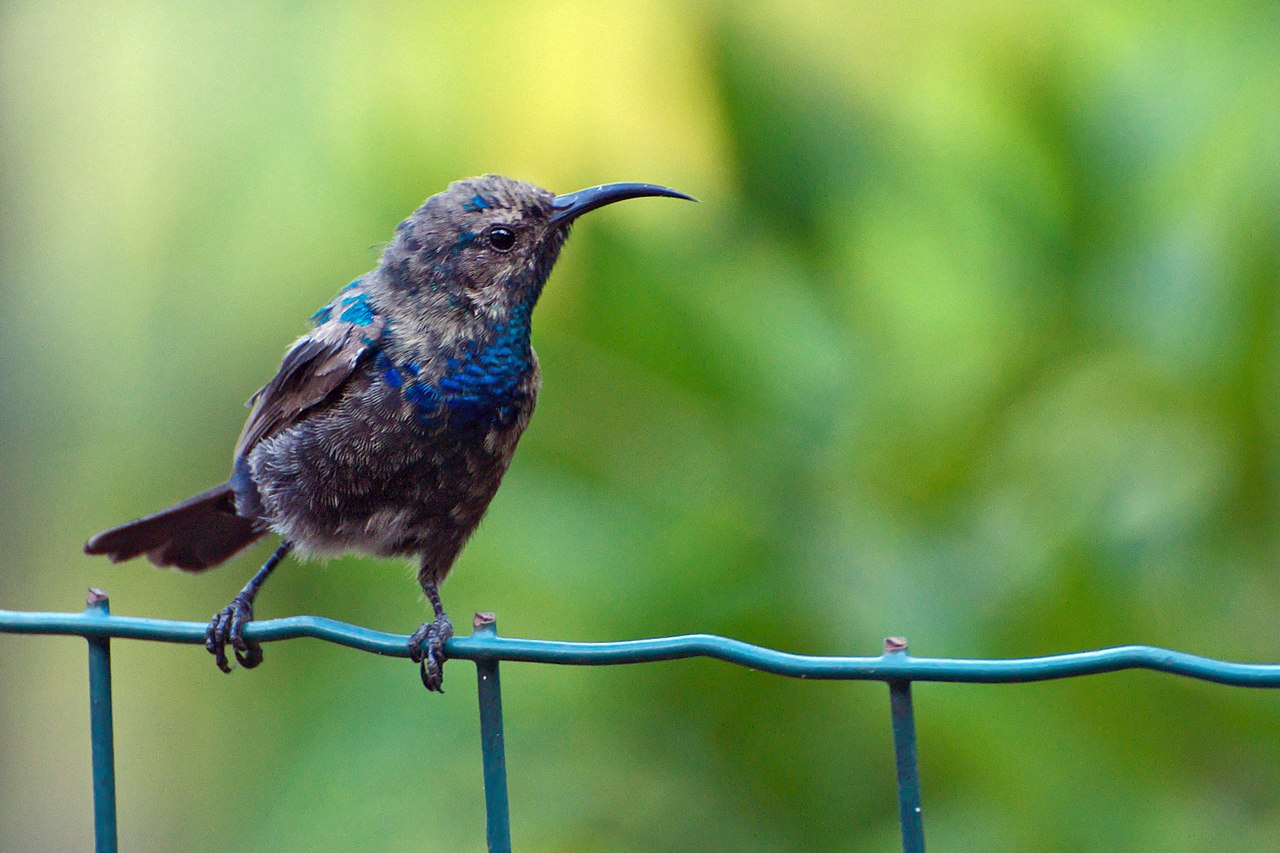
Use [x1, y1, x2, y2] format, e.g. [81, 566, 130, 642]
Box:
[84, 175, 695, 691]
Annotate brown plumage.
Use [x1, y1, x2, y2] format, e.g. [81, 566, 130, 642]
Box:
[85, 483, 262, 571]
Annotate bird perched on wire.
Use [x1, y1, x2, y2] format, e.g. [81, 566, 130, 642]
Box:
[85, 175, 694, 690]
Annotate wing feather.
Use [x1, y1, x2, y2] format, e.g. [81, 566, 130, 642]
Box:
[234, 285, 386, 456]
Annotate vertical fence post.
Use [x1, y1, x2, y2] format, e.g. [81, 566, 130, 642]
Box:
[885, 637, 924, 853]
[473, 612, 512, 853]
[85, 589, 118, 853]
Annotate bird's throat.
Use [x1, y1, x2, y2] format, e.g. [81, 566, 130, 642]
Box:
[378, 301, 535, 428]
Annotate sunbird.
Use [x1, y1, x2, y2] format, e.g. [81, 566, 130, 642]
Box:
[86, 175, 694, 690]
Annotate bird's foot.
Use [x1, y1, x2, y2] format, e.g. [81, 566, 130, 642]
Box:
[408, 611, 454, 692]
[205, 594, 263, 673]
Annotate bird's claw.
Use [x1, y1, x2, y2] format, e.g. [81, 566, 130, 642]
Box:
[408, 612, 454, 692]
[205, 594, 263, 673]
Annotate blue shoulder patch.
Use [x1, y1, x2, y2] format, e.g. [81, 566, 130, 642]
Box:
[339, 292, 375, 326]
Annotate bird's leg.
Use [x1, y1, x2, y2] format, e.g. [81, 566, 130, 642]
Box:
[408, 574, 453, 692]
[206, 541, 292, 673]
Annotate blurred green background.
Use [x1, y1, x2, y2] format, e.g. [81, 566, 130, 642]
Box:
[2, 2, 1279, 850]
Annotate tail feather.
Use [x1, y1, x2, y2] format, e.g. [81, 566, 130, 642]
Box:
[85, 482, 264, 571]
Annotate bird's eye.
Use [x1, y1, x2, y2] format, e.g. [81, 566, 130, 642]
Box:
[487, 226, 517, 252]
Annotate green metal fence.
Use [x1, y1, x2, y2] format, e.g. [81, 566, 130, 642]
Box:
[4, 589, 1280, 853]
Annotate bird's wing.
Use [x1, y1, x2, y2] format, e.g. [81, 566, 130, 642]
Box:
[234, 282, 386, 456]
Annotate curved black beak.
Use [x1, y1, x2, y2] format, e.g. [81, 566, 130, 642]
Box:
[550, 182, 697, 225]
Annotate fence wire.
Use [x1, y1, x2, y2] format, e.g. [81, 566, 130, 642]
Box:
[4, 590, 1280, 852]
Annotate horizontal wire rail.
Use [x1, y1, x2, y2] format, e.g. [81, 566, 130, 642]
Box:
[5, 592, 1280, 853]
[4, 604, 1280, 686]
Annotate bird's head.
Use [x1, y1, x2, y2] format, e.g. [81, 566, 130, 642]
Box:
[378, 175, 694, 328]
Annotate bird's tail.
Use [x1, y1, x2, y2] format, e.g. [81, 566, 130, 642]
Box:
[84, 482, 264, 571]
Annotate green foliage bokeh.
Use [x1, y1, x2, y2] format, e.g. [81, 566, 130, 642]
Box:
[2, 2, 1278, 851]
